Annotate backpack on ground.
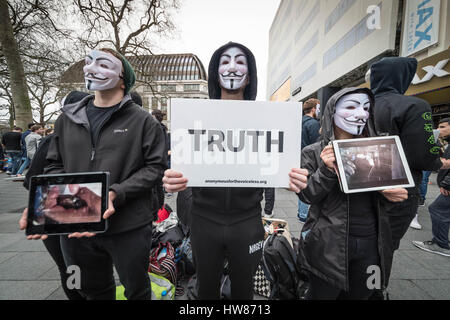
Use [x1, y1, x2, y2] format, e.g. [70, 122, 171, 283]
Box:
[261, 233, 306, 300]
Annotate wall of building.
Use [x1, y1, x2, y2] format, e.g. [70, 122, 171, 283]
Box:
[268, 0, 400, 101]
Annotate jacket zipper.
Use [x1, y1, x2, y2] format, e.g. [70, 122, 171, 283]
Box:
[89, 102, 127, 163]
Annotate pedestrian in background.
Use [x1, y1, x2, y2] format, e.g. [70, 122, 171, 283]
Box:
[1, 127, 23, 176]
[151, 108, 170, 206]
[16, 123, 34, 177]
[413, 117, 450, 257]
[370, 57, 449, 252]
[298, 98, 321, 223]
[24, 124, 44, 163]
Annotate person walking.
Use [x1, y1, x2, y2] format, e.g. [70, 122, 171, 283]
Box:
[16, 123, 35, 177]
[412, 117, 450, 257]
[24, 125, 44, 161]
[1, 127, 23, 176]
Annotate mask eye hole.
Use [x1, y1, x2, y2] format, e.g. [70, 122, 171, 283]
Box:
[346, 106, 356, 110]
[100, 64, 109, 69]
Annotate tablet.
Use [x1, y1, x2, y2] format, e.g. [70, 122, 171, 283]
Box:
[333, 136, 415, 194]
[26, 172, 109, 235]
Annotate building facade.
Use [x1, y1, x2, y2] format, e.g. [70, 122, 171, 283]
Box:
[60, 53, 209, 128]
[268, 0, 450, 123]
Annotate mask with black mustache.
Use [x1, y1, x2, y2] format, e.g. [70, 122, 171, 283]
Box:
[218, 47, 249, 91]
[334, 93, 371, 136]
[83, 50, 123, 91]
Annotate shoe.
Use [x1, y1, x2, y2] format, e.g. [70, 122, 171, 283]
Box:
[409, 214, 422, 230]
[419, 198, 425, 206]
[412, 240, 450, 257]
[263, 212, 274, 218]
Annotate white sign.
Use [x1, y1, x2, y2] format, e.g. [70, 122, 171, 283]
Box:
[170, 99, 302, 188]
[402, 0, 441, 57]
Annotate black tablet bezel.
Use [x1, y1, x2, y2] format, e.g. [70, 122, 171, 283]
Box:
[26, 172, 109, 235]
[332, 136, 415, 194]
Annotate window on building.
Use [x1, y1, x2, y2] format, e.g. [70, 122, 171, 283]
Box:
[161, 97, 168, 112]
[183, 84, 200, 92]
[152, 97, 158, 108]
[161, 85, 176, 92]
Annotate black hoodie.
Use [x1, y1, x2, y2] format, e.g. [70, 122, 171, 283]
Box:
[370, 57, 442, 192]
[190, 42, 263, 225]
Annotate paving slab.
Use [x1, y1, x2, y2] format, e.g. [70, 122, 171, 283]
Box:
[0, 252, 55, 280]
[0, 280, 60, 300]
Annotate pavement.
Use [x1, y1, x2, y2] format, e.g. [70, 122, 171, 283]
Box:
[0, 171, 449, 300]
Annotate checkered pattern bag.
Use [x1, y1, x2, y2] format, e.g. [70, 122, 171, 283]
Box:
[253, 264, 271, 298]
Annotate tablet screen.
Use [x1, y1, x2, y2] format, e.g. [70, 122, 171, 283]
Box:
[27, 172, 109, 235]
[33, 183, 102, 225]
[333, 136, 415, 193]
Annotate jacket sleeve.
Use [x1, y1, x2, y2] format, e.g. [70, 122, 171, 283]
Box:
[396, 100, 442, 171]
[299, 144, 339, 205]
[440, 172, 450, 190]
[109, 116, 167, 207]
[44, 116, 66, 175]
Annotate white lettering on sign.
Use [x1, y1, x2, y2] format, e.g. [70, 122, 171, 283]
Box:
[412, 59, 450, 85]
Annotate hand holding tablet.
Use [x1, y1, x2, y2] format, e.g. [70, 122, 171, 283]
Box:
[25, 172, 110, 236]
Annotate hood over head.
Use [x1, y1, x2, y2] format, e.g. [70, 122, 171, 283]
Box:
[320, 87, 377, 144]
[370, 57, 417, 96]
[208, 42, 257, 100]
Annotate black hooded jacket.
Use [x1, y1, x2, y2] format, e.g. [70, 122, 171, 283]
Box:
[298, 87, 394, 292]
[370, 57, 442, 192]
[190, 42, 263, 225]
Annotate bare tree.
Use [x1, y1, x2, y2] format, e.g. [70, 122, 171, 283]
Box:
[0, 0, 80, 127]
[71, 0, 180, 94]
[0, 0, 33, 129]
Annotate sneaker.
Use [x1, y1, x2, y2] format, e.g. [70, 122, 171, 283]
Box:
[409, 214, 422, 230]
[263, 212, 274, 219]
[412, 240, 450, 257]
[419, 198, 425, 206]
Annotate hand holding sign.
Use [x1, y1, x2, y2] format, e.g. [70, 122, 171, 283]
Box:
[288, 168, 309, 194]
[163, 169, 188, 193]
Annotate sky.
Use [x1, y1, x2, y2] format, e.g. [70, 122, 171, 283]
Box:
[1, 0, 281, 122]
[159, 0, 281, 101]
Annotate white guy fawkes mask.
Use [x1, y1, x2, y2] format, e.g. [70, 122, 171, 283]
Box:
[218, 47, 249, 91]
[334, 93, 371, 136]
[83, 50, 123, 91]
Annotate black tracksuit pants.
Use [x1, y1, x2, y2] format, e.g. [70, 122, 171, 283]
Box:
[42, 236, 85, 300]
[307, 235, 380, 300]
[190, 213, 265, 300]
[60, 224, 152, 300]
